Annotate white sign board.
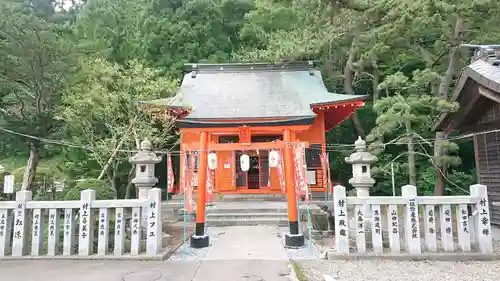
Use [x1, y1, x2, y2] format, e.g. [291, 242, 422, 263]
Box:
[306, 170, 316, 185]
[3, 174, 14, 194]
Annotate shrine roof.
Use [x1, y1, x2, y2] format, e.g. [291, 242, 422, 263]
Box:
[432, 59, 500, 131]
[167, 62, 366, 122]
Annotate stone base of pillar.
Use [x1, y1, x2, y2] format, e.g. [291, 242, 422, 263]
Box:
[190, 235, 209, 248]
[348, 217, 372, 247]
[348, 219, 392, 249]
[348, 228, 372, 248]
[162, 233, 172, 247]
[285, 233, 305, 248]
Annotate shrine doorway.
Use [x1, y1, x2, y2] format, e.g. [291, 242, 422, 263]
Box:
[248, 155, 259, 189]
[234, 150, 270, 191]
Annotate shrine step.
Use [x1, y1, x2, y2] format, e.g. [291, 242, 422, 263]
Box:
[206, 217, 289, 227]
[206, 212, 288, 220]
[215, 194, 285, 201]
[161, 203, 288, 214]
[170, 194, 285, 202]
[161, 201, 323, 225]
[168, 191, 330, 202]
[206, 206, 288, 226]
[161, 202, 185, 223]
[205, 207, 288, 214]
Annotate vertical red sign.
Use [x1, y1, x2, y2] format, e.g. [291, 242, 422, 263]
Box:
[239, 126, 251, 143]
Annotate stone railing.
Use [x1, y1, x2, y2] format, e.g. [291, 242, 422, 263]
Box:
[0, 188, 163, 259]
[329, 184, 493, 257]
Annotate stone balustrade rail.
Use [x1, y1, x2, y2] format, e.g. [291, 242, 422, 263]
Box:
[0, 188, 163, 259]
[330, 184, 493, 256]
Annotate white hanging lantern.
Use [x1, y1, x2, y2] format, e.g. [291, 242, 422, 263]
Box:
[269, 150, 279, 168]
[240, 154, 250, 172]
[208, 152, 217, 170]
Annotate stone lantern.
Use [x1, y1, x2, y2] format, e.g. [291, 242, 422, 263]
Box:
[345, 137, 377, 244]
[345, 137, 377, 199]
[130, 139, 162, 199]
[130, 139, 162, 238]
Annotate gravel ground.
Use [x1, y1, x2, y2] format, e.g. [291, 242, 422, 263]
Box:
[278, 228, 319, 260]
[299, 259, 500, 281]
[297, 233, 500, 281]
[168, 224, 500, 281]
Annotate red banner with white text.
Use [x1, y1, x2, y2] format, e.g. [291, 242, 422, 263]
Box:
[206, 167, 214, 203]
[185, 152, 197, 212]
[324, 153, 333, 195]
[277, 150, 286, 195]
[293, 144, 309, 202]
[167, 152, 175, 193]
[180, 152, 187, 195]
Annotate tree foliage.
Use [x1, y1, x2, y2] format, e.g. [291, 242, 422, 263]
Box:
[367, 70, 459, 187]
[59, 57, 178, 197]
[0, 1, 76, 190]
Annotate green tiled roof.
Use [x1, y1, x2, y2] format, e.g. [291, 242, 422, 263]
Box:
[168, 62, 366, 120]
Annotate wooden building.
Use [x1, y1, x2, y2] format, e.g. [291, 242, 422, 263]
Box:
[167, 62, 366, 195]
[153, 61, 367, 248]
[433, 47, 500, 225]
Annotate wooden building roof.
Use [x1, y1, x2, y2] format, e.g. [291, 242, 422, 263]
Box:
[162, 62, 366, 128]
[432, 59, 500, 132]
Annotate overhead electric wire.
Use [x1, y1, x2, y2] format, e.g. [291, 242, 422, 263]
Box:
[0, 125, 479, 194]
[1, 125, 500, 154]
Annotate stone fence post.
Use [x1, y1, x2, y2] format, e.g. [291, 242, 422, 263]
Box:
[79, 189, 95, 256]
[471, 184, 493, 254]
[333, 185, 349, 254]
[402, 185, 420, 254]
[147, 188, 162, 255]
[0, 201, 12, 256]
[12, 190, 31, 257]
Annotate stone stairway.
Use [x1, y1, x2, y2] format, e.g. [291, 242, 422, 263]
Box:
[170, 193, 287, 202]
[161, 197, 290, 227]
[168, 191, 330, 203]
[205, 202, 289, 227]
[161, 193, 329, 228]
[161, 201, 186, 224]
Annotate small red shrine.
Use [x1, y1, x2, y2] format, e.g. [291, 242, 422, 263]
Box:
[158, 61, 366, 248]
[168, 62, 366, 194]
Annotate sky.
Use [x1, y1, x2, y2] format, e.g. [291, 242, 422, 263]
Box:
[54, 0, 83, 11]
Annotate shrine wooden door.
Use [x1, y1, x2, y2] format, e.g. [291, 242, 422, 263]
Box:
[216, 151, 236, 192]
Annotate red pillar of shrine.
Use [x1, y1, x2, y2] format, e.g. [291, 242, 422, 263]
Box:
[190, 131, 210, 248]
[283, 129, 305, 247]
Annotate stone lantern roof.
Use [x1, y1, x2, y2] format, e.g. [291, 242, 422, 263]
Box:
[344, 137, 377, 164]
[129, 139, 162, 164]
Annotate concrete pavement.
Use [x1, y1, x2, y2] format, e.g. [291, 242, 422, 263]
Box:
[0, 259, 292, 281]
[203, 226, 289, 260]
[0, 226, 297, 281]
[0, 260, 194, 281]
